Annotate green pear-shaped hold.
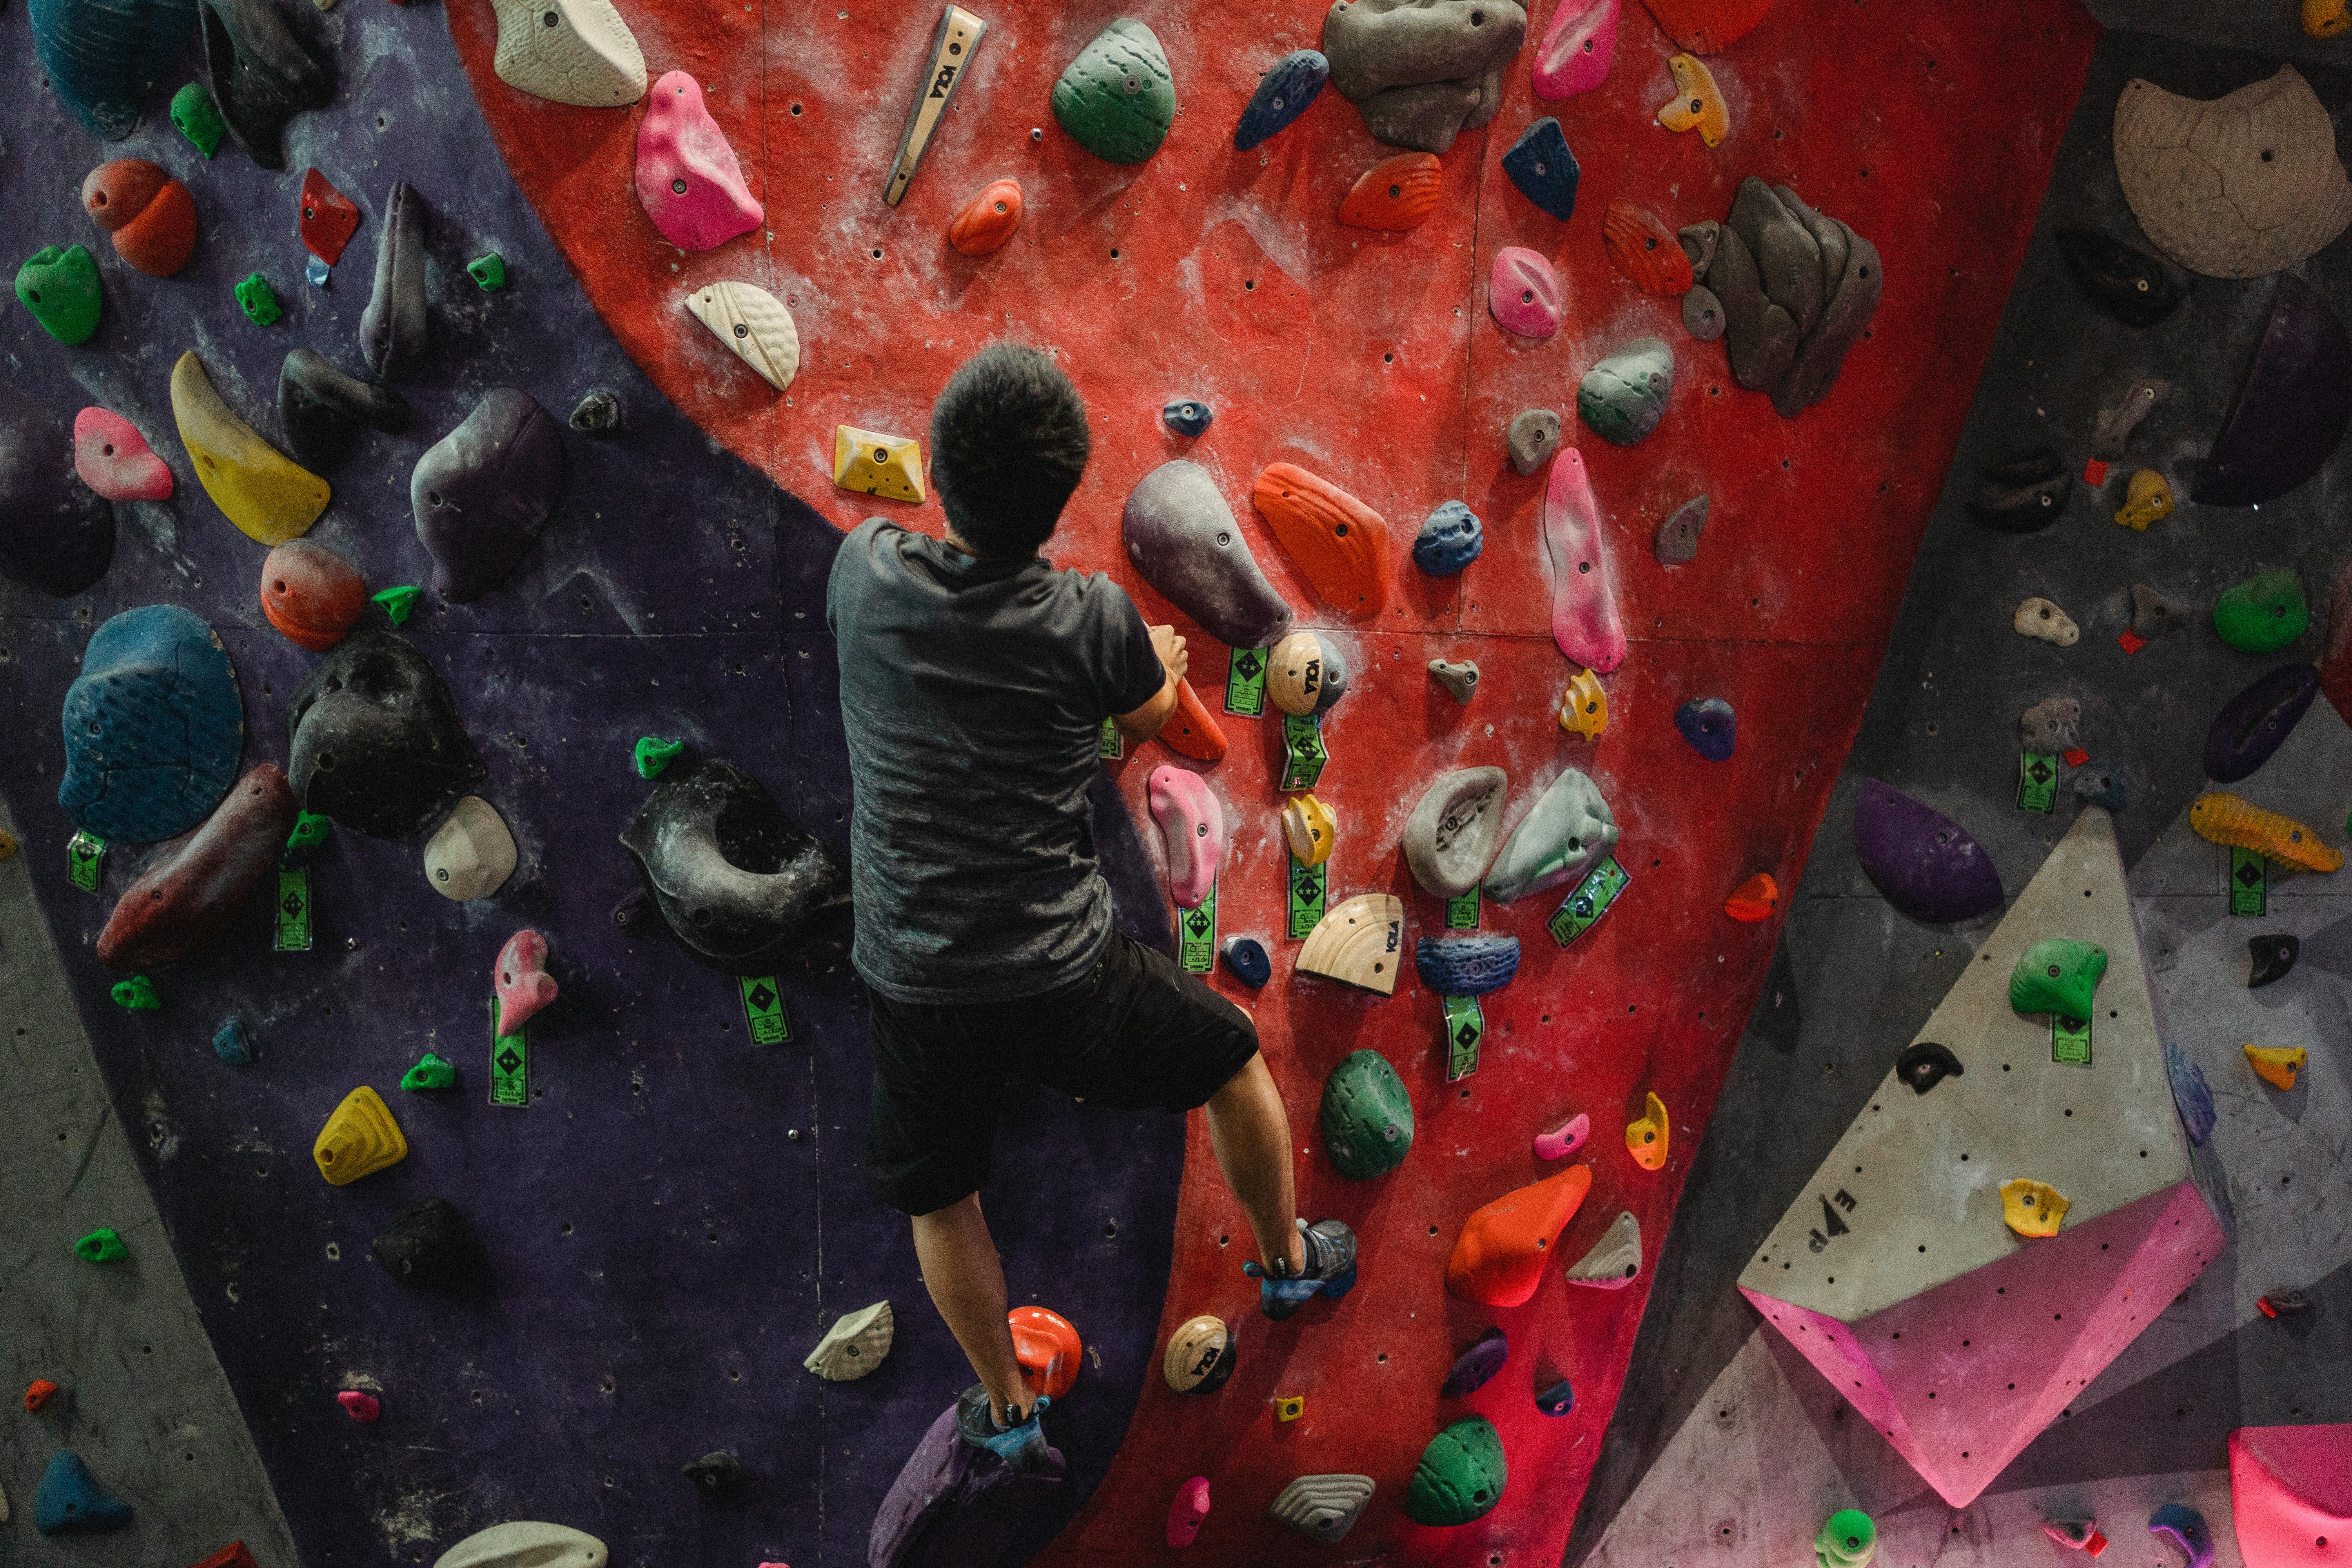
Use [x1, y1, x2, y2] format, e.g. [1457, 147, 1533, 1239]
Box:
[17, 245, 103, 345]
[2009, 938, 2106, 1019]
[171, 82, 228, 157]
[1051, 19, 1174, 165]
[1320, 1049, 1414, 1179]
[401, 1053, 457, 1092]
[2213, 569, 2307, 653]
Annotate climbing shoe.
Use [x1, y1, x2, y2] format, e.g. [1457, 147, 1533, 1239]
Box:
[955, 1384, 1051, 1473]
[1243, 1217, 1359, 1320]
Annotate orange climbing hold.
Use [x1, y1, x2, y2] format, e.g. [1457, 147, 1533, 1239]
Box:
[1010, 1305, 1082, 1400]
[947, 178, 1024, 256]
[1445, 1162, 1593, 1307]
[2244, 1044, 2307, 1091]
[1338, 153, 1443, 231]
[1252, 463, 1390, 617]
[1639, 0, 1778, 53]
[1602, 201, 1693, 296]
[1655, 53, 1730, 146]
[2189, 794, 2344, 873]
[24, 1378, 61, 1411]
[1158, 676, 1228, 762]
[1724, 872, 1779, 922]
[1626, 1091, 1669, 1171]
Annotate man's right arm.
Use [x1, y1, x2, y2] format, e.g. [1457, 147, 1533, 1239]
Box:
[1114, 624, 1187, 743]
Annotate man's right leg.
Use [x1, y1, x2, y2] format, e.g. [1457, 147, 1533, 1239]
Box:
[1204, 1053, 1307, 1277]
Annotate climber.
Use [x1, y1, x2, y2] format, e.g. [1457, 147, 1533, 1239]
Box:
[827, 343, 1359, 1459]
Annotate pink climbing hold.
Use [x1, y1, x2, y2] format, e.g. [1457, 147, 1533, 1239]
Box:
[1533, 0, 1617, 98]
[2229, 1424, 2352, 1568]
[1490, 246, 1563, 339]
[1148, 766, 1224, 911]
[634, 71, 763, 252]
[1167, 1475, 1210, 1548]
[1541, 448, 1626, 673]
[495, 930, 558, 1037]
[337, 1390, 380, 1423]
[73, 408, 173, 501]
[1534, 1111, 1590, 1161]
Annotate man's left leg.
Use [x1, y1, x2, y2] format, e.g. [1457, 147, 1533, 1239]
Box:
[908, 1192, 1035, 1429]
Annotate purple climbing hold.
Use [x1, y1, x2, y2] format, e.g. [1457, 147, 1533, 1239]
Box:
[411, 388, 564, 603]
[2194, 274, 2352, 507]
[2203, 664, 2318, 784]
[0, 392, 115, 597]
[1122, 460, 1294, 651]
[870, 1397, 1066, 1568]
[2148, 1504, 2214, 1568]
[1853, 779, 2002, 924]
[2163, 1039, 2216, 1145]
[1675, 697, 1735, 760]
[1440, 1327, 1508, 1398]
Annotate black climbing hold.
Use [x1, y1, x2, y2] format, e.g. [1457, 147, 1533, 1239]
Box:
[620, 758, 850, 975]
[2204, 664, 2320, 785]
[370, 1197, 491, 1292]
[1535, 1376, 1573, 1416]
[360, 181, 429, 379]
[1500, 116, 1579, 221]
[1895, 1040, 1964, 1095]
[1221, 936, 1271, 988]
[1966, 448, 2071, 532]
[287, 631, 488, 838]
[0, 394, 115, 597]
[2247, 933, 2298, 989]
[2053, 227, 2184, 330]
[198, 0, 334, 170]
[411, 388, 565, 603]
[278, 349, 410, 473]
[682, 1450, 747, 1500]
[569, 388, 624, 434]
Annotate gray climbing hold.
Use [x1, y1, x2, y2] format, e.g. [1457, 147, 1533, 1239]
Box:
[411, 388, 564, 603]
[569, 389, 623, 434]
[1731, 178, 1823, 336]
[1563, 1209, 1641, 1288]
[1654, 495, 1707, 564]
[1578, 336, 1674, 446]
[1774, 217, 1881, 417]
[2089, 375, 2170, 462]
[360, 181, 428, 379]
[1268, 1474, 1375, 1544]
[1321, 0, 1527, 155]
[1709, 178, 1880, 416]
[2018, 697, 2081, 755]
[1485, 767, 1616, 904]
[2163, 1039, 2216, 1145]
[198, 0, 335, 170]
[1506, 408, 1559, 475]
[288, 631, 487, 839]
[1679, 220, 1719, 278]
[1428, 659, 1478, 704]
[1681, 284, 1724, 341]
[434, 1523, 607, 1568]
[1403, 766, 1506, 897]
[2130, 583, 2196, 641]
[1122, 460, 1294, 650]
[804, 1301, 894, 1381]
[1708, 222, 1798, 393]
[1967, 449, 2072, 533]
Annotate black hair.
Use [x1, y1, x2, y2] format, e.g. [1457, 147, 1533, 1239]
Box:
[928, 343, 1091, 557]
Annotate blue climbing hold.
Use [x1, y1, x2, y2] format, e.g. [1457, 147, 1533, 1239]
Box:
[59, 605, 243, 844]
[1414, 935, 1520, 996]
[35, 1450, 134, 1535]
[1233, 49, 1327, 150]
[1413, 501, 1483, 576]
[2071, 768, 2129, 811]
[1161, 397, 1213, 437]
[2163, 1040, 2215, 1146]
[212, 1015, 255, 1066]
[1675, 698, 1736, 761]
[1535, 1377, 1574, 1416]
[1440, 1327, 1508, 1398]
[1501, 117, 1579, 221]
[1221, 936, 1271, 988]
[2149, 1504, 2213, 1568]
[30, 0, 198, 140]
[306, 257, 330, 288]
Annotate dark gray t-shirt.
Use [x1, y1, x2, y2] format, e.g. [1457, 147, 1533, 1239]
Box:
[826, 518, 1165, 1004]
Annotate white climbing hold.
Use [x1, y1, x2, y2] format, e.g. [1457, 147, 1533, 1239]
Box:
[1564, 1209, 1641, 1289]
[489, 0, 647, 108]
[434, 1523, 608, 1568]
[803, 1300, 894, 1381]
[2013, 597, 2080, 647]
[1268, 1474, 1376, 1544]
[424, 796, 517, 902]
[685, 281, 800, 393]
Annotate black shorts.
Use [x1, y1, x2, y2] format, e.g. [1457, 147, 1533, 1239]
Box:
[864, 931, 1260, 1216]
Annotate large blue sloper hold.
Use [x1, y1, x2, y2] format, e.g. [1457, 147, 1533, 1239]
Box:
[35, 1450, 134, 1534]
[1234, 50, 1328, 150]
[1414, 935, 1520, 996]
[1501, 116, 1579, 221]
[60, 605, 244, 844]
[29, 0, 199, 140]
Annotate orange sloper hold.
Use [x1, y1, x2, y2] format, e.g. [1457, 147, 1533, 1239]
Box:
[1445, 1163, 1593, 1307]
[1603, 202, 1694, 296]
[1640, 0, 1778, 53]
[947, 178, 1024, 256]
[1251, 463, 1390, 617]
[1724, 872, 1779, 922]
[1158, 675, 1228, 763]
[1338, 153, 1443, 231]
[1010, 1305, 1083, 1400]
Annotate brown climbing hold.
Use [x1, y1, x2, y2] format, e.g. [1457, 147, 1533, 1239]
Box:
[947, 178, 1023, 256]
[1252, 463, 1390, 616]
[2114, 68, 2352, 279]
[1724, 872, 1778, 922]
[96, 765, 298, 970]
[1445, 1163, 1593, 1307]
[1298, 892, 1405, 995]
[2131, 584, 2194, 641]
[1626, 1090, 1669, 1170]
[1159, 676, 1229, 763]
[1602, 201, 1693, 296]
[81, 159, 198, 278]
[2089, 376, 2169, 463]
[260, 540, 366, 652]
[1338, 152, 1443, 231]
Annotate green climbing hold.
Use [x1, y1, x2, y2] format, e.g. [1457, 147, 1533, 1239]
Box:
[2009, 938, 2106, 1019]
[1320, 1048, 1414, 1179]
[634, 735, 685, 779]
[1817, 1509, 1878, 1568]
[1576, 336, 1676, 447]
[467, 254, 508, 291]
[74, 1227, 127, 1263]
[1406, 1416, 1506, 1526]
[1051, 19, 1175, 165]
[372, 585, 422, 625]
[236, 273, 283, 327]
[401, 1053, 457, 1092]
[16, 245, 103, 346]
[171, 82, 228, 157]
[2213, 569, 2308, 653]
[110, 975, 160, 1011]
[287, 811, 332, 855]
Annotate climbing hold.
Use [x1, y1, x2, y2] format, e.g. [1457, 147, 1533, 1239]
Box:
[2206, 664, 2319, 784]
[1235, 49, 1327, 149]
[805, 1301, 894, 1381]
[96, 764, 295, 969]
[198, 0, 335, 168]
[1533, 0, 1615, 97]
[2147, 1505, 2213, 1568]
[359, 181, 428, 379]
[278, 349, 411, 474]
[412, 388, 564, 603]
[1536, 1378, 1575, 1416]
[1439, 1327, 1507, 1397]
[1818, 1510, 1878, 1568]
[2010, 938, 2107, 1019]
[466, 254, 507, 292]
[1053, 18, 1175, 164]
[1681, 285, 1725, 340]
[1506, 409, 1560, 475]
[488, 0, 644, 106]
[1252, 463, 1390, 616]
[2019, 697, 2082, 755]
[298, 168, 361, 264]
[1895, 1040, 1964, 1095]
[234, 273, 281, 327]
[1999, 1178, 2070, 1238]
[494, 930, 558, 1036]
[2114, 470, 2173, 530]
[1406, 1416, 1507, 1526]
[2130, 583, 2195, 642]
[1541, 448, 1626, 672]
[2256, 1289, 2312, 1318]
[0, 401, 114, 598]
[1267, 632, 1346, 718]
[1626, 1091, 1669, 1170]
[1147, 766, 1223, 910]
[1428, 659, 1479, 703]
[2248, 933, 2299, 989]
[1297, 893, 1405, 995]
[2052, 227, 2182, 329]
[261, 540, 366, 652]
[372, 1198, 490, 1292]
[1413, 500, 1483, 575]
[1603, 203, 1693, 296]
[2087, 376, 2169, 471]
[2308, 0, 2351, 33]
[1282, 793, 1335, 867]
[288, 631, 488, 839]
[2191, 793, 2342, 872]
[16, 245, 103, 346]
[685, 281, 800, 393]
[1653, 495, 1708, 565]
[313, 1086, 406, 1185]
[1121, 460, 1294, 651]
[1501, 118, 1580, 221]
[621, 759, 850, 973]
[2243, 1044, 2307, 1091]
[174, 349, 332, 545]
[372, 586, 421, 626]
[1711, 180, 1882, 415]
[305, 258, 327, 288]
[2196, 276, 2352, 507]
[569, 390, 622, 434]
[82, 160, 198, 277]
[1564, 1209, 1641, 1288]
[171, 80, 229, 156]
[425, 796, 518, 902]
[1489, 246, 1563, 339]
[73, 408, 173, 501]
[399, 1053, 456, 1091]
[635, 72, 762, 250]
[2164, 1039, 2215, 1145]
[35, 1451, 132, 1535]
[1010, 1306, 1083, 1401]
[633, 736, 684, 779]
[111, 975, 161, 1010]
[1167, 1476, 1211, 1548]
[285, 811, 330, 858]
[1675, 696, 1736, 759]
[24, 1379, 62, 1412]
[1158, 677, 1229, 763]
[74, 1228, 127, 1262]
[434, 1524, 606, 1568]
[338, 1390, 380, 1422]
[831, 426, 926, 504]
[1967, 449, 2071, 532]
[1221, 936, 1271, 988]
[1724, 873, 1778, 922]
[1534, 1112, 1588, 1161]
[2114, 67, 2352, 279]
[1160, 398, 1212, 437]
[1578, 336, 1675, 446]
[682, 1452, 746, 1501]
[2073, 769, 2128, 810]
[2014, 597, 2079, 647]
[946, 178, 1023, 257]
[1656, 53, 1727, 145]
[1484, 766, 1617, 905]
[1414, 935, 1520, 996]
[1557, 667, 1608, 740]
[61, 604, 243, 845]
[1447, 1164, 1592, 1307]
[1320, 0, 1526, 155]
[1404, 767, 1507, 898]
[1337, 152, 1445, 230]
[31, 0, 194, 139]
[2213, 569, 2308, 654]
[1680, 220, 1720, 276]
[1162, 1314, 1236, 1395]
[1270, 1475, 1375, 1544]
[212, 1016, 255, 1066]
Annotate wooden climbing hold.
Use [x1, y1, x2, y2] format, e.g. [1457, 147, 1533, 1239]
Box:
[1052, 18, 1176, 165]
[24, 1379, 62, 1411]
[2189, 793, 2342, 873]
[488, 0, 645, 107]
[495, 931, 558, 1036]
[313, 1085, 407, 1186]
[1406, 1416, 1507, 1526]
[1557, 668, 1608, 739]
[298, 169, 361, 264]
[171, 352, 331, 545]
[16, 245, 102, 345]
[1297, 893, 1404, 995]
[1337, 152, 1443, 231]
[832, 426, 925, 503]
[2114, 469, 2173, 529]
[82, 160, 197, 278]
[73, 408, 173, 501]
[635, 72, 762, 251]
[883, 7, 987, 205]
[1541, 448, 1626, 672]
[2013, 596, 2079, 646]
[1162, 1315, 1235, 1395]
[1564, 1209, 1641, 1288]
[947, 178, 1023, 256]
[2009, 938, 2107, 1019]
[1010, 1305, 1082, 1400]
[1501, 119, 1581, 221]
[1167, 1476, 1210, 1548]
[1267, 630, 1347, 716]
[1234, 49, 1327, 150]
[2243, 1044, 2307, 1091]
[425, 797, 518, 901]
[1656, 53, 1728, 146]
[1534, 1112, 1588, 1161]
[1282, 793, 1335, 867]
[1489, 245, 1563, 339]
[686, 281, 800, 393]
[2214, 569, 2307, 653]
[1999, 1178, 2070, 1238]
[1533, 0, 1617, 99]
[1322, 1049, 1413, 1179]
[1724, 873, 1778, 922]
[1147, 765, 1223, 910]
[1160, 676, 1229, 762]
[804, 1301, 894, 1381]
[1251, 463, 1390, 616]
[338, 1390, 381, 1422]
[1446, 1163, 1592, 1307]
[1603, 202, 1693, 295]
[1625, 1090, 1669, 1171]
[261, 540, 366, 651]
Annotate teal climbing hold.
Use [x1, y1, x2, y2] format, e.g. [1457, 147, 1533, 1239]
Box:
[235, 273, 282, 327]
[1817, 1508, 1877, 1568]
[170, 80, 227, 157]
[212, 1016, 255, 1066]
[1577, 336, 1675, 446]
[2009, 938, 2106, 1019]
[110, 975, 160, 1011]
[372, 585, 422, 625]
[1051, 19, 1174, 165]
[2212, 569, 2307, 653]
[16, 245, 103, 346]
[1406, 1416, 1506, 1526]
[401, 1053, 457, 1092]
[635, 735, 685, 779]
[1319, 1048, 1414, 1180]
[73, 1227, 127, 1263]
[35, 1450, 133, 1534]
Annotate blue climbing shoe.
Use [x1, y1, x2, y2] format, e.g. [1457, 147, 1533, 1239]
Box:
[1244, 1217, 1358, 1320]
[956, 1384, 1051, 1473]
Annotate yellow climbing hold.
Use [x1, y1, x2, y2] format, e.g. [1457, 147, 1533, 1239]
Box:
[0, 828, 17, 861]
[1282, 793, 1335, 867]
[833, 426, 926, 504]
[312, 1085, 408, 1186]
[1275, 1394, 1305, 1422]
[2114, 469, 2174, 530]
[1626, 1091, 1669, 1171]
[171, 351, 330, 546]
[2305, 0, 2349, 37]
[2189, 793, 2343, 873]
[2244, 1044, 2307, 1090]
[1999, 1178, 2070, 1238]
[1657, 54, 1728, 148]
[1557, 668, 1608, 740]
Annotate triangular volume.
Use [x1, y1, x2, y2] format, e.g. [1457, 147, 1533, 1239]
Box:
[1739, 807, 2220, 1506]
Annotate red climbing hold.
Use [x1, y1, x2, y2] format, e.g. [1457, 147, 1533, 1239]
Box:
[947, 178, 1024, 256]
[1252, 462, 1391, 617]
[1010, 1305, 1082, 1401]
[1724, 872, 1779, 922]
[495, 930, 559, 1037]
[24, 1378, 61, 1411]
[82, 158, 198, 278]
[1602, 201, 1693, 296]
[189, 1543, 259, 1568]
[299, 169, 362, 265]
[1445, 1163, 1593, 1307]
[1338, 152, 1443, 231]
[96, 765, 299, 970]
[1158, 676, 1229, 763]
[260, 539, 367, 652]
[338, 1390, 381, 1422]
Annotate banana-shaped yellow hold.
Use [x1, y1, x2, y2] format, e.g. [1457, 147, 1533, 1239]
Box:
[2189, 794, 2343, 873]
